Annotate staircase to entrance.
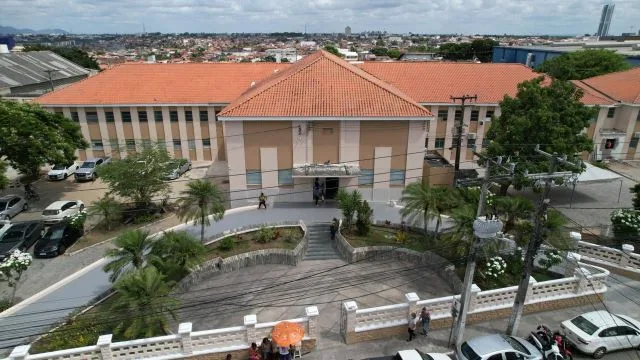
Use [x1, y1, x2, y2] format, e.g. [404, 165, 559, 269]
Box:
[304, 223, 340, 260]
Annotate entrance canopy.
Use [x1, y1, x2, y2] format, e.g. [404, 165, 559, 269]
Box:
[292, 163, 360, 178]
[570, 162, 621, 184]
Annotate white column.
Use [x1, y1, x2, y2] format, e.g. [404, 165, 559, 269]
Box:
[114, 108, 128, 158]
[177, 107, 189, 157]
[162, 107, 173, 155]
[340, 120, 360, 190]
[406, 120, 427, 186]
[8, 345, 30, 360]
[96, 334, 113, 360]
[460, 107, 471, 162]
[77, 108, 94, 159]
[224, 122, 247, 205]
[130, 107, 142, 152]
[178, 322, 193, 355]
[207, 106, 218, 160]
[192, 106, 204, 160]
[342, 301, 358, 344]
[427, 110, 437, 149]
[260, 147, 278, 197]
[146, 106, 157, 142]
[96, 108, 112, 155]
[305, 306, 319, 338]
[444, 108, 455, 160]
[244, 314, 257, 344]
[405, 292, 420, 319]
[374, 147, 392, 202]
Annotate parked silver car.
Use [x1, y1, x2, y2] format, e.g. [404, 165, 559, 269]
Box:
[458, 334, 543, 360]
[0, 195, 28, 220]
[165, 158, 192, 180]
[75, 157, 111, 182]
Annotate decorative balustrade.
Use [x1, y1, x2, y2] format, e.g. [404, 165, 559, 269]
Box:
[7, 307, 319, 360]
[472, 285, 518, 312]
[416, 296, 458, 319]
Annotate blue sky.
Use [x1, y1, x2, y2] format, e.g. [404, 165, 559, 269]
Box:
[3, 0, 639, 35]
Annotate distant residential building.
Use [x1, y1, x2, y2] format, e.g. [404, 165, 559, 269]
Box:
[398, 53, 437, 61]
[0, 50, 91, 102]
[0, 35, 15, 50]
[345, 26, 352, 37]
[265, 48, 301, 62]
[337, 48, 358, 61]
[597, 3, 615, 37]
[299, 41, 317, 48]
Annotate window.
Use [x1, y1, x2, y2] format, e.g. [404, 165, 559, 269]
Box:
[91, 140, 103, 150]
[170, 111, 178, 122]
[571, 316, 599, 335]
[278, 169, 293, 185]
[482, 138, 490, 148]
[390, 170, 405, 186]
[138, 111, 148, 122]
[140, 139, 153, 149]
[202, 138, 211, 148]
[424, 137, 429, 148]
[630, 137, 639, 148]
[199, 109, 209, 122]
[505, 352, 524, 360]
[188, 139, 196, 150]
[105, 111, 115, 122]
[121, 111, 132, 122]
[173, 139, 182, 149]
[246, 170, 262, 185]
[460, 343, 480, 360]
[125, 139, 136, 150]
[71, 111, 79, 122]
[470, 110, 479, 122]
[437, 109, 448, 121]
[359, 169, 374, 186]
[486, 355, 502, 360]
[435, 138, 445, 149]
[637, 110, 640, 122]
[185, 110, 193, 122]
[599, 327, 620, 337]
[86, 112, 98, 122]
[157, 139, 166, 148]
[467, 138, 476, 149]
[607, 107, 615, 118]
[109, 139, 120, 150]
[154, 110, 163, 122]
[485, 109, 495, 119]
[454, 109, 463, 121]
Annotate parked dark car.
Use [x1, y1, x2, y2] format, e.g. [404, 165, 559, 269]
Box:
[0, 221, 45, 261]
[34, 220, 82, 257]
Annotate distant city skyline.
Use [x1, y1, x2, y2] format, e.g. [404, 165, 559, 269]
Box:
[1, 0, 638, 36]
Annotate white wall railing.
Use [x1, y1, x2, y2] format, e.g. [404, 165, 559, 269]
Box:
[6, 307, 319, 360]
[577, 241, 640, 274]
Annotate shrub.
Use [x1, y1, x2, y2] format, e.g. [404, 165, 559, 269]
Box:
[539, 248, 563, 271]
[218, 236, 235, 251]
[0, 298, 12, 312]
[356, 200, 373, 235]
[610, 209, 640, 241]
[67, 211, 87, 234]
[256, 226, 276, 243]
[283, 230, 298, 244]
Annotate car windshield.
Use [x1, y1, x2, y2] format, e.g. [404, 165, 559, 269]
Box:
[571, 316, 599, 335]
[0, 230, 23, 243]
[0, 202, 7, 210]
[52, 164, 67, 170]
[45, 228, 65, 240]
[417, 351, 434, 360]
[505, 336, 530, 355]
[80, 162, 96, 169]
[43, 209, 60, 216]
[460, 342, 481, 360]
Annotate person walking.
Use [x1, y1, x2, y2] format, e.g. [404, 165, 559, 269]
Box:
[407, 312, 417, 342]
[313, 182, 321, 207]
[330, 218, 338, 240]
[420, 307, 431, 336]
[258, 192, 267, 209]
[260, 338, 272, 360]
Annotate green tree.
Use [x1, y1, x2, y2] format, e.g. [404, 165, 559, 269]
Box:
[103, 230, 153, 282]
[176, 180, 226, 243]
[536, 49, 631, 80]
[0, 160, 7, 191]
[400, 182, 453, 236]
[493, 196, 534, 234]
[376, 38, 385, 46]
[336, 189, 362, 231]
[24, 44, 100, 70]
[109, 267, 178, 339]
[631, 183, 640, 210]
[370, 47, 388, 57]
[149, 231, 207, 281]
[88, 195, 123, 231]
[281, 58, 290, 63]
[261, 55, 277, 62]
[99, 145, 173, 208]
[356, 200, 373, 235]
[0, 101, 88, 182]
[470, 38, 498, 62]
[484, 77, 595, 195]
[323, 45, 342, 57]
[387, 49, 402, 59]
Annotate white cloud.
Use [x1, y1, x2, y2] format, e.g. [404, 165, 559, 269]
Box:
[1, 0, 638, 35]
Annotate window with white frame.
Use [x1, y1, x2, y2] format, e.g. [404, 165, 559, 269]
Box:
[188, 139, 196, 150]
[91, 140, 103, 150]
[173, 140, 182, 149]
[202, 138, 211, 148]
[246, 170, 262, 185]
[121, 111, 132, 122]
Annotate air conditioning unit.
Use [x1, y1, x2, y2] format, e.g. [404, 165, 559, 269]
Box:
[468, 133, 477, 139]
[480, 118, 491, 125]
[634, 132, 640, 138]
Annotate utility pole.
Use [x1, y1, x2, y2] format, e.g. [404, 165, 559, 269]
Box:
[450, 94, 477, 185]
[451, 154, 513, 348]
[506, 146, 581, 335]
[43, 69, 59, 92]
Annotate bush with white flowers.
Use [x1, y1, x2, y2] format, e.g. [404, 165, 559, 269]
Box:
[540, 248, 563, 271]
[483, 256, 506, 279]
[0, 249, 33, 304]
[610, 209, 640, 239]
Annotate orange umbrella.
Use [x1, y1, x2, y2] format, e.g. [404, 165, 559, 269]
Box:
[271, 321, 305, 347]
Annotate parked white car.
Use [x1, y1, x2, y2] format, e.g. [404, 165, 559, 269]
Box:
[41, 200, 85, 225]
[48, 163, 79, 180]
[366, 350, 454, 360]
[561, 311, 640, 358]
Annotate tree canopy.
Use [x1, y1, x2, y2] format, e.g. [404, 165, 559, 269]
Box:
[0, 100, 87, 182]
[323, 45, 342, 57]
[536, 49, 631, 80]
[24, 44, 100, 70]
[438, 38, 497, 62]
[484, 77, 595, 194]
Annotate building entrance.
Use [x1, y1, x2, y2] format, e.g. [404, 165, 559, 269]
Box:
[313, 177, 340, 201]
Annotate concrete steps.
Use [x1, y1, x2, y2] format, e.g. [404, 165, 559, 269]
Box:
[303, 223, 341, 261]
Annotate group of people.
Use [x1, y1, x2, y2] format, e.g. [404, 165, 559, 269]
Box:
[407, 307, 431, 342]
[248, 338, 297, 360]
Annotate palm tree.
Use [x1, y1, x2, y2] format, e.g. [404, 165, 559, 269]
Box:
[441, 204, 478, 257]
[109, 267, 178, 339]
[400, 182, 452, 236]
[336, 189, 362, 231]
[149, 231, 207, 281]
[493, 196, 534, 234]
[176, 180, 225, 243]
[103, 230, 153, 282]
[88, 195, 123, 231]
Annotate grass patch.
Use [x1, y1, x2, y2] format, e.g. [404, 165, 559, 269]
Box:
[206, 226, 304, 260]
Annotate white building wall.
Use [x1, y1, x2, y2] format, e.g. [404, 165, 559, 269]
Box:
[340, 120, 360, 192]
[113, 109, 127, 158]
[161, 107, 173, 155]
[225, 122, 248, 207]
[146, 106, 158, 142]
[96, 108, 112, 155]
[373, 147, 392, 202]
[130, 106, 143, 152]
[177, 107, 190, 157]
[207, 106, 218, 161]
[191, 106, 204, 160]
[77, 108, 93, 159]
[405, 120, 427, 186]
[292, 121, 314, 202]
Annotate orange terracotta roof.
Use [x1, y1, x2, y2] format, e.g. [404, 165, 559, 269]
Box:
[357, 62, 542, 104]
[579, 67, 640, 104]
[218, 50, 433, 118]
[570, 80, 617, 105]
[35, 63, 290, 105]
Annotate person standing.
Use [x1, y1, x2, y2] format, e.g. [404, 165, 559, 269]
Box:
[258, 192, 267, 209]
[278, 345, 290, 360]
[260, 338, 272, 360]
[420, 307, 431, 336]
[313, 181, 321, 207]
[330, 218, 338, 240]
[248, 342, 260, 360]
[407, 312, 417, 342]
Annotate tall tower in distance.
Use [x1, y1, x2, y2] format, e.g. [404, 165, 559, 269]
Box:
[345, 26, 352, 37]
[596, 3, 615, 37]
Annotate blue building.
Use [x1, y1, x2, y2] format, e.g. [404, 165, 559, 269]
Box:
[0, 35, 15, 50]
[492, 43, 640, 68]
